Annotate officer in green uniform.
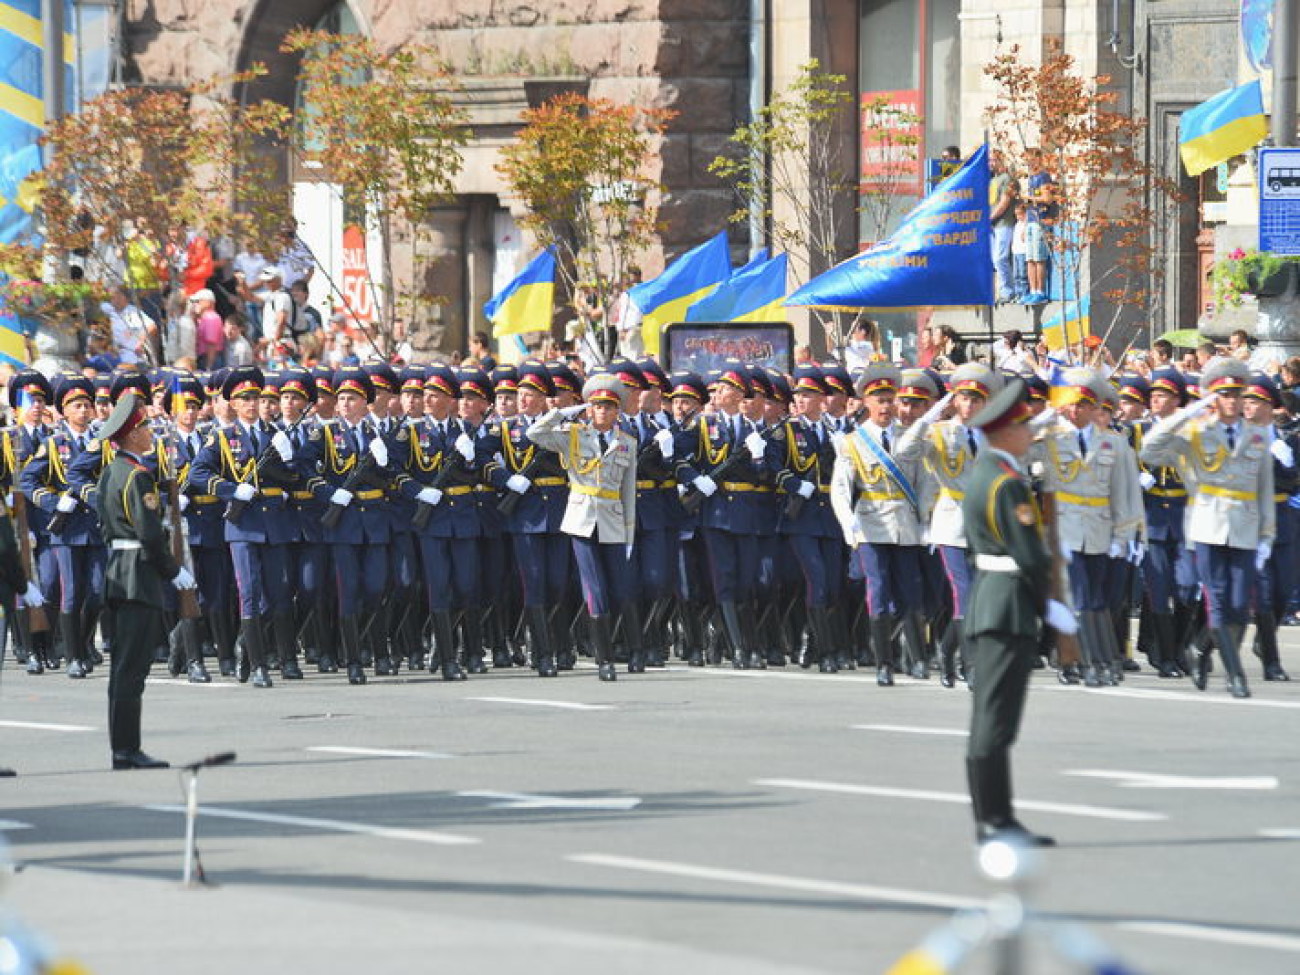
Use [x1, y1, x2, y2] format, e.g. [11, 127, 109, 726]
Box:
[96, 393, 197, 770]
[962, 379, 1078, 846]
[0, 494, 46, 776]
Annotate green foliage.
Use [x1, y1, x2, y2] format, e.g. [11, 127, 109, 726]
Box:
[1211, 248, 1300, 308]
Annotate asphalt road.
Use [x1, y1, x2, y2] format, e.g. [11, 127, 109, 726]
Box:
[2, 640, 1298, 975]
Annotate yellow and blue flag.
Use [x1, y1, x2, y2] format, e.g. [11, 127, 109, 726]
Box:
[1041, 295, 1090, 353]
[685, 251, 788, 323]
[786, 145, 993, 310]
[0, 315, 26, 367]
[630, 230, 731, 355]
[484, 248, 556, 338]
[1179, 80, 1268, 177]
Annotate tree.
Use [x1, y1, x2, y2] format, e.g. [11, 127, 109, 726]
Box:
[496, 92, 671, 361]
[984, 42, 1181, 361]
[283, 28, 470, 352]
[709, 60, 918, 356]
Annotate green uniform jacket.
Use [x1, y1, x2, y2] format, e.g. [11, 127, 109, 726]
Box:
[0, 502, 28, 607]
[96, 452, 180, 610]
[961, 449, 1052, 640]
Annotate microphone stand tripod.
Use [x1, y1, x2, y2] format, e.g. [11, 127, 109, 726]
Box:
[179, 752, 236, 887]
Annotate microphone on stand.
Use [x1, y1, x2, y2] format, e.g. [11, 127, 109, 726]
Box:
[182, 752, 236, 773]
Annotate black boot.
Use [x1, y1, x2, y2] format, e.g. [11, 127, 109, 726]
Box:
[808, 606, 838, 673]
[590, 615, 617, 681]
[274, 612, 302, 680]
[621, 602, 646, 673]
[62, 612, 88, 679]
[1191, 625, 1213, 691]
[829, 604, 855, 671]
[182, 618, 211, 683]
[970, 753, 1053, 846]
[870, 616, 896, 686]
[1256, 610, 1290, 681]
[527, 607, 557, 677]
[462, 608, 487, 675]
[717, 601, 748, 669]
[339, 614, 366, 684]
[680, 601, 706, 666]
[740, 602, 766, 669]
[1215, 624, 1251, 699]
[241, 617, 272, 688]
[486, 607, 510, 669]
[432, 611, 466, 681]
[212, 609, 237, 677]
[938, 619, 962, 688]
[902, 612, 928, 680]
[109, 699, 168, 770]
[1150, 612, 1182, 678]
[368, 604, 394, 676]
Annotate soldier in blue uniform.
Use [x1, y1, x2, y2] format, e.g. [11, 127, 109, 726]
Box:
[5, 370, 57, 673]
[665, 372, 711, 665]
[378, 364, 425, 674]
[394, 363, 484, 680]
[296, 365, 397, 685]
[483, 360, 572, 677]
[21, 376, 105, 679]
[189, 365, 299, 688]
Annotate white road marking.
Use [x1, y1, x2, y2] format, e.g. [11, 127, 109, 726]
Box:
[146, 678, 237, 688]
[0, 720, 94, 733]
[1065, 770, 1279, 790]
[0, 820, 32, 831]
[305, 746, 455, 760]
[568, 853, 981, 911]
[457, 790, 641, 811]
[466, 696, 613, 711]
[852, 723, 968, 737]
[673, 666, 932, 686]
[1118, 921, 1300, 954]
[755, 778, 1166, 822]
[1259, 827, 1300, 839]
[142, 804, 480, 846]
[1044, 684, 1300, 709]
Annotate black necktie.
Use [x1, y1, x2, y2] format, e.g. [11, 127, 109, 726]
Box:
[1077, 431, 1087, 458]
[1227, 426, 1236, 451]
[598, 431, 609, 454]
[881, 429, 891, 454]
[352, 424, 365, 455]
[967, 429, 978, 456]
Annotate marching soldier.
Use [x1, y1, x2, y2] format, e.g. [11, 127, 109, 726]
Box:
[1032, 368, 1143, 687]
[1140, 357, 1274, 698]
[962, 378, 1076, 847]
[830, 363, 927, 686]
[5, 370, 56, 673]
[896, 363, 1006, 686]
[666, 371, 712, 666]
[96, 392, 197, 770]
[0, 488, 46, 774]
[526, 374, 638, 680]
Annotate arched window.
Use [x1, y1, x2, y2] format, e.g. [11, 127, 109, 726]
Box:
[293, 1, 363, 157]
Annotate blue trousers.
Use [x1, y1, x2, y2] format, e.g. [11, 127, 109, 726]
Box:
[331, 542, 388, 617]
[855, 542, 922, 616]
[230, 541, 290, 618]
[1067, 551, 1110, 612]
[390, 531, 419, 591]
[1194, 543, 1254, 627]
[702, 527, 759, 604]
[419, 535, 480, 611]
[52, 544, 104, 614]
[675, 533, 711, 603]
[938, 545, 972, 618]
[1142, 536, 1197, 611]
[511, 532, 571, 608]
[571, 535, 635, 617]
[787, 533, 843, 608]
[191, 543, 231, 616]
[634, 526, 671, 602]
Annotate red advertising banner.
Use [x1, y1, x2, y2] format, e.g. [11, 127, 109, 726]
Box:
[860, 89, 924, 197]
[341, 224, 375, 325]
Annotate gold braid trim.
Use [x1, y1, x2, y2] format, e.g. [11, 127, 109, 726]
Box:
[785, 422, 817, 474]
[324, 425, 358, 475]
[1188, 422, 1229, 473]
[503, 419, 535, 471]
[219, 430, 259, 486]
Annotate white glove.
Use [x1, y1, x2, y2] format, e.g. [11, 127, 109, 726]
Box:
[847, 526, 869, 550]
[178, 494, 190, 512]
[172, 566, 197, 591]
[233, 482, 257, 502]
[1256, 540, 1273, 571]
[744, 431, 766, 460]
[654, 428, 675, 459]
[624, 543, 634, 560]
[796, 480, 815, 499]
[830, 431, 846, 450]
[1184, 392, 1218, 418]
[21, 581, 43, 608]
[271, 430, 294, 463]
[506, 474, 531, 495]
[1060, 539, 1073, 565]
[1271, 439, 1295, 468]
[417, 487, 443, 506]
[560, 403, 589, 419]
[368, 437, 388, 467]
[4, 492, 11, 508]
[1128, 540, 1146, 565]
[454, 432, 475, 463]
[1045, 598, 1079, 635]
[693, 474, 718, 497]
[921, 391, 955, 425]
[1138, 471, 1156, 490]
[330, 488, 353, 507]
[55, 494, 77, 513]
[1108, 539, 1126, 560]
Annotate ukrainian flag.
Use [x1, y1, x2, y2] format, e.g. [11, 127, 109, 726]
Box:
[484, 248, 556, 338]
[1041, 295, 1090, 353]
[1179, 80, 1268, 177]
[685, 251, 788, 323]
[630, 230, 731, 355]
[0, 314, 26, 366]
